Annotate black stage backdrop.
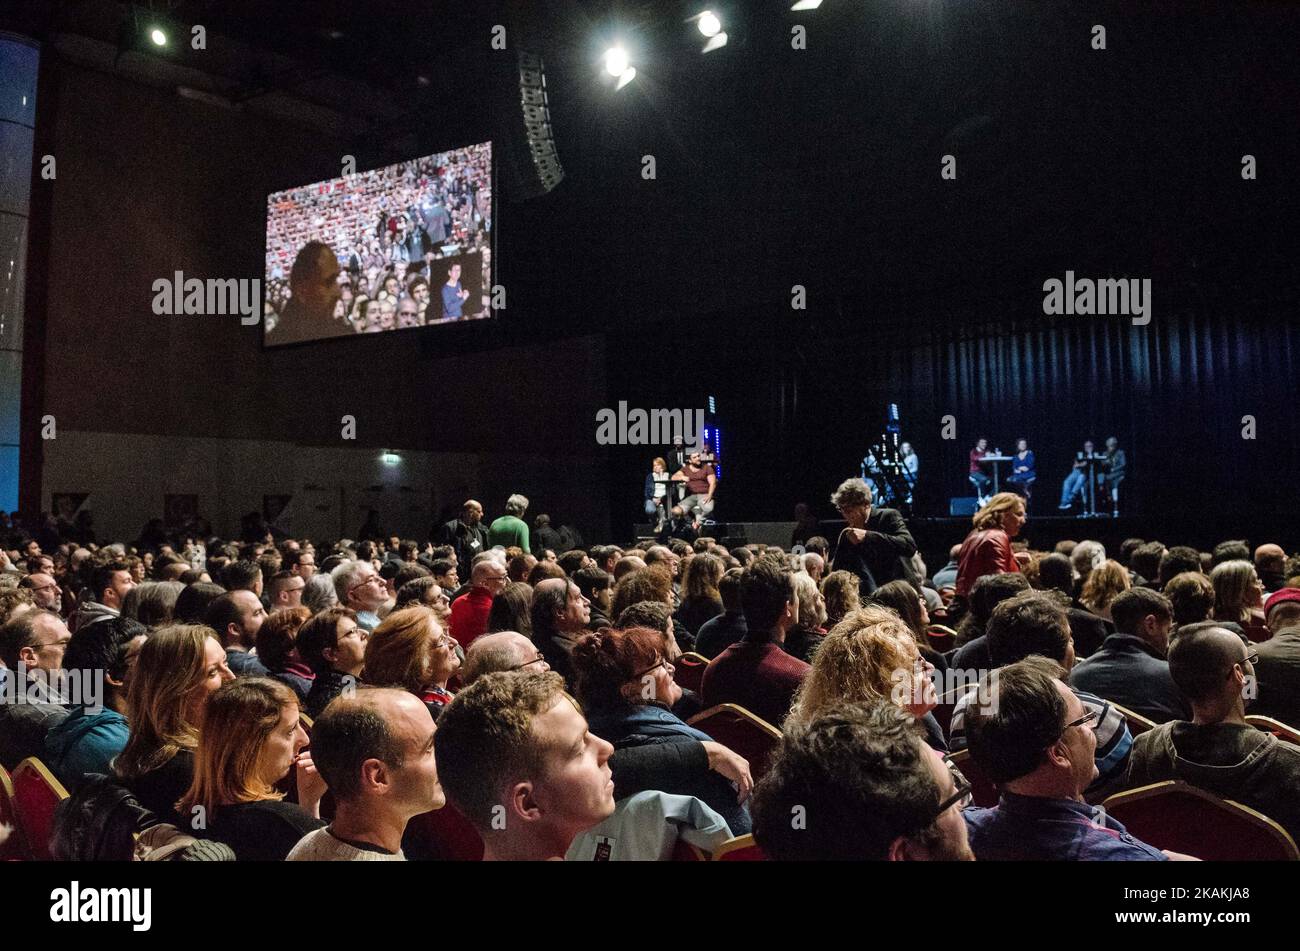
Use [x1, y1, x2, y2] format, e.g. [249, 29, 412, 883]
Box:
[605, 291, 1298, 544]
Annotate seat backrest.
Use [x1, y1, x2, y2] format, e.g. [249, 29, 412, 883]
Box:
[1246, 714, 1300, 745]
[687, 704, 781, 780]
[11, 758, 70, 861]
[0, 764, 29, 860]
[712, 833, 765, 861]
[947, 749, 999, 808]
[674, 653, 709, 694]
[926, 625, 957, 653]
[1102, 781, 1299, 861]
[1108, 701, 1157, 736]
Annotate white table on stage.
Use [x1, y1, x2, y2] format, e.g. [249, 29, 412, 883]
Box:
[980, 454, 1013, 494]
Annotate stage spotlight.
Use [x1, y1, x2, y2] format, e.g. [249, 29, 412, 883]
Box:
[697, 11, 722, 37]
[702, 32, 728, 53]
[604, 46, 629, 77]
[149, 27, 167, 46]
[616, 67, 637, 90]
[790, 0, 823, 10]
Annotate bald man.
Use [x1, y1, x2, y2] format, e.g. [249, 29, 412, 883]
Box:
[448, 557, 507, 649]
[437, 500, 490, 572]
[1255, 544, 1288, 594]
[270, 241, 345, 344]
[462, 631, 550, 686]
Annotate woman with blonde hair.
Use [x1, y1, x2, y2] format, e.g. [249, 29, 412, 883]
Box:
[363, 605, 461, 716]
[784, 570, 828, 663]
[179, 678, 325, 861]
[789, 605, 944, 750]
[820, 570, 860, 628]
[1079, 559, 1130, 621]
[1211, 559, 1270, 642]
[115, 624, 234, 823]
[953, 492, 1026, 613]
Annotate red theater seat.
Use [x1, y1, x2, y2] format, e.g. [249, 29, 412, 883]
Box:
[688, 704, 782, 781]
[10, 758, 69, 862]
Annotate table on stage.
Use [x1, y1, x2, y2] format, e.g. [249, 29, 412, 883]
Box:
[981, 454, 1013, 494]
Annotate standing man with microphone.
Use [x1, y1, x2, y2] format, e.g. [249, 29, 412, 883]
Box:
[829, 478, 919, 597]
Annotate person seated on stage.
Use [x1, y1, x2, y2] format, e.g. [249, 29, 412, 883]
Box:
[752, 700, 974, 861]
[968, 438, 992, 500]
[899, 442, 919, 487]
[828, 478, 919, 597]
[657, 505, 699, 545]
[644, 458, 671, 532]
[1102, 436, 1126, 516]
[1005, 438, 1036, 500]
[671, 451, 717, 528]
[953, 493, 1025, 607]
[1058, 439, 1096, 510]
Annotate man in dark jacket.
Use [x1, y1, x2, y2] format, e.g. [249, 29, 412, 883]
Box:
[1069, 588, 1189, 724]
[1125, 622, 1300, 844]
[828, 478, 917, 597]
[435, 500, 490, 569]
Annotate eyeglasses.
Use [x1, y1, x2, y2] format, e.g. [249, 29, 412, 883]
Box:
[1055, 709, 1099, 743]
[348, 575, 383, 594]
[635, 657, 673, 679]
[930, 757, 973, 821]
[1240, 651, 1259, 668]
[510, 653, 548, 671]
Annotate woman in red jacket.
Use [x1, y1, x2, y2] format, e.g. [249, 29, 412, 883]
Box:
[953, 493, 1027, 612]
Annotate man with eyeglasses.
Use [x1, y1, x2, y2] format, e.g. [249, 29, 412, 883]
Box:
[828, 477, 919, 597]
[1125, 622, 1300, 844]
[449, 559, 508, 650]
[333, 559, 390, 633]
[20, 571, 63, 614]
[752, 700, 974, 861]
[460, 630, 550, 686]
[0, 609, 72, 770]
[961, 656, 1171, 860]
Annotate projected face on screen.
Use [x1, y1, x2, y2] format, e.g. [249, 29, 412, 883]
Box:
[263, 141, 493, 347]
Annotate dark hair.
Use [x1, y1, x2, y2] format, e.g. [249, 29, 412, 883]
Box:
[740, 556, 793, 640]
[526, 561, 566, 587]
[751, 701, 943, 861]
[396, 576, 439, 609]
[64, 615, 148, 683]
[1118, 538, 1147, 568]
[1164, 571, 1216, 627]
[0, 608, 57, 671]
[1035, 553, 1074, 595]
[1159, 546, 1203, 586]
[429, 558, 456, 578]
[1130, 542, 1167, 582]
[290, 239, 334, 286]
[204, 591, 250, 643]
[174, 582, 227, 624]
[529, 579, 572, 643]
[1168, 622, 1250, 704]
[487, 582, 533, 637]
[91, 561, 130, 601]
[804, 536, 829, 559]
[256, 607, 311, 671]
[615, 600, 671, 635]
[392, 562, 431, 590]
[573, 566, 612, 602]
[866, 580, 926, 641]
[986, 591, 1071, 667]
[717, 567, 744, 612]
[1109, 587, 1173, 635]
[223, 560, 262, 592]
[1212, 540, 1251, 568]
[571, 627, 667, 711]
[964, 655, 1068, 784]
[955, 572, 1031, 645]
[297, 607, 359, 674]
[558, 550, 587, 577]
[310, 690, 409, 801]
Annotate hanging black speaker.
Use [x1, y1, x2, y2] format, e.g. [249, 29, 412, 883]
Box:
[496, 48, 563, 201]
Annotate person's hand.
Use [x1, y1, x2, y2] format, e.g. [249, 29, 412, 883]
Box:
[1013, 550, 1032, 567]
[702, 741, 753, 803]
[295, 751, 328, 817]
[843, 528, 867, 545]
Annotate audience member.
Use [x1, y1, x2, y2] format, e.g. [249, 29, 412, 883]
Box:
[332, 559, 389, 632]
[0, 609, 72, 768]
[205, 590, 269, 677]
[530, 577, 592, 686]
[449, 558, 507, 648]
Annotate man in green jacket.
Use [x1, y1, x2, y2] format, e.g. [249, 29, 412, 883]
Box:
[488, 494, 530, 552]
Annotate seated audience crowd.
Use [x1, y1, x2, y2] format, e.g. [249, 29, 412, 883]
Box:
[2, 489, 1300, 862]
